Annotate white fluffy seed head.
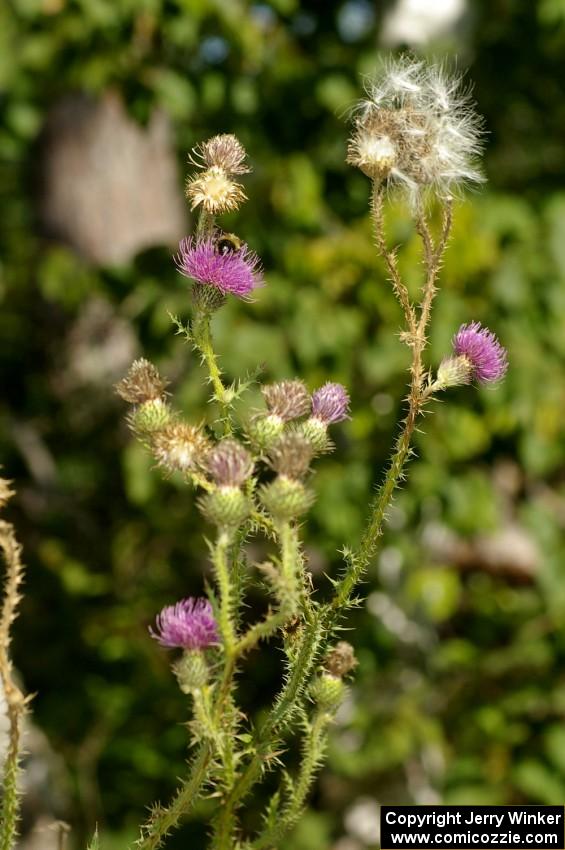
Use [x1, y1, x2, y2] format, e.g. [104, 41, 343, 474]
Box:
[347, 55, 485, 205]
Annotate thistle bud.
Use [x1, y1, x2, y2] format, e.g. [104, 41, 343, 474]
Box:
[325, 641, 358, 678]
[262, 380, 311, 423]
[152, 423, 210, 474]
[116, 359, 169, 404]
[248, 414, 285, 452]
[268, 432, 313, 480]
[173, 650, 210, 693]
[206, 440, 254, 488]
[309, 673, 346, 711]
[129, 398, 172, 435]
[198, 486, 250, 529]
[258, 477, 314, 521]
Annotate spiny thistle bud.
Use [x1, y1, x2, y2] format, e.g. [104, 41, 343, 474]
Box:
[262, 380, 311, 423]
[325, 641, 358, 678]
[206, 439, 254, 488]
[348, 56, 484, 204]
[198, 487, 250, 529]
[259, 477, 314, 521]
[189, 134, 251, 176]
[0, 477, 14, 509]
[300, 382, 351, 452]
[116, 359, 169, 404]
[149, 598, 219, 650]
[129, 398, 172, 435]
[309, 673, 346, 711]
[176, 237, 263, 301]
[173, 650, 210, 693]
[185, 166, 246, 214]
[248, 414, 285, 453]
[268, 432, 313, 480]
[152, 423, 210, 474]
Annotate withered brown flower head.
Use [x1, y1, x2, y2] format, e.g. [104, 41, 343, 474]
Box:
[152, 423, 210, 475]
[262, 380, 311, 423]
[115, 359, 169, 404]
[190, 134, 251, 175]
[268, 431, 314, 480]
[325, 641, 358, 678]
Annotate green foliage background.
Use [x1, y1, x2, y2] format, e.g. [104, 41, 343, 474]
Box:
[2, 0, 565, 847]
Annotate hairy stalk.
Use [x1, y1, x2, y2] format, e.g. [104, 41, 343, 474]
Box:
[250, 710, 330, 849]
[134, 744, 212, 850]
[192, 314, 233, 436]
[371, 185, 416, 334]
[0, 489, 27, 850]
[331, 189, 452, 613]
[213, 613, 325, 848]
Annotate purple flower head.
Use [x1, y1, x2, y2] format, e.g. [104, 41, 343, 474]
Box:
[452, 322, 508, 384]
[311, 383, 351, 424]
[175, 237, 263, 299]
[149, 597, 218, 650]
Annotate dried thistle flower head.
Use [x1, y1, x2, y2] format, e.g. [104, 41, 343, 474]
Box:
[348, 55, 484, 203]
[186, 166, 246, 215]
[0, 477, 14, 509]
[115, 359, 169, 404]
[152, 423, 210, 474]
[262, 380, 311, 423]
[190, 134, 251, 175]
[325, 641, 358, 678]
[268, 431, 313, 480]
[206, 439, 254, 488]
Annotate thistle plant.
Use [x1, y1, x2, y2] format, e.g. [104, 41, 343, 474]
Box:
[109, 58, 507, 850]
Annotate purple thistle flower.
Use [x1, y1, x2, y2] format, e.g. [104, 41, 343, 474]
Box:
[175, 237, 263, 298]
[149, 598, 218, 650]
[452, 322, 508, 384]
[311, 382, 351, 424]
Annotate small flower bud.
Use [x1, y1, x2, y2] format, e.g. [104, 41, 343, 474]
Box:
[262, 380, 311, 423]
[206, 440, 254, 488]
[248, 414, 285, 452]
[259, 477, 314, 521]
[309, 673, 346, 710]
[173, 650, 210, 693]
[129, 398, 172, 434]
[299, 417, 332, 453]
[185, 166, 247, 214]
[116, 358, 169, 404]
[152, 423, 210, 474]
[198, 487, 250, 529]
[325, 641, 358, 678]
[268, 432, 313, 480]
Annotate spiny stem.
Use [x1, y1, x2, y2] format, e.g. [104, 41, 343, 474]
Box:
[0, 509, 26, 850]
[192, 314, 233, 436]
[133, 744, 212, 850]
[213, 531, 237, 656]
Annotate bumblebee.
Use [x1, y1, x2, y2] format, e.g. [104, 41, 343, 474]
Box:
[214, 231, 243, 256]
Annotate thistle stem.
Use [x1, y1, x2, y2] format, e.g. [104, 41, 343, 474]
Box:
[192, 315, 233, 436]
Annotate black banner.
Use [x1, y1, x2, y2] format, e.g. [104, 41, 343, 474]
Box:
[381, 806, 565, 849]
